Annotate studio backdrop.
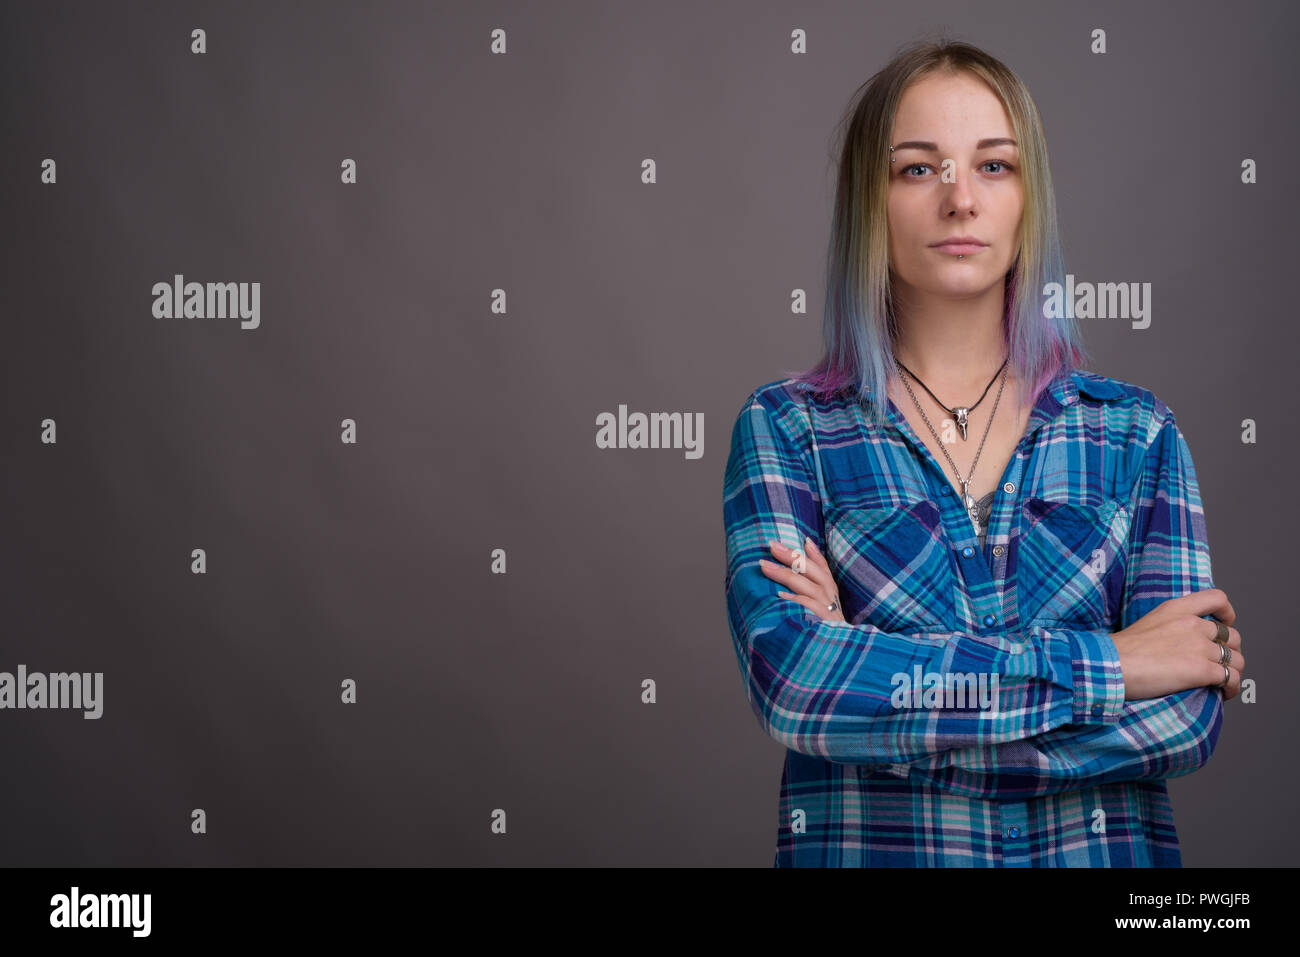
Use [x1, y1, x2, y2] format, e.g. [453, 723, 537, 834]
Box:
[1, 0, 1293, 865]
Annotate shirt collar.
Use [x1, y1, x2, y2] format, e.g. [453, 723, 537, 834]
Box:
[1024, 370, 1125, 438]
[1070, 370, 1127, 401]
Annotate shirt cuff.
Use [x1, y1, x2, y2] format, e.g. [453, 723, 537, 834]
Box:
[1036, 624, 1126, 724]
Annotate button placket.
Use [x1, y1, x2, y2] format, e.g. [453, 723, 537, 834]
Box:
[985, 461, 1025, 597]
[999, 803, 1032, 866]
[933, 446, 1024, 633]
[971, 465, 1023, 628]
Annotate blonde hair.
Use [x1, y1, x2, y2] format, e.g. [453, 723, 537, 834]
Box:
[790, 37, 1089, 430]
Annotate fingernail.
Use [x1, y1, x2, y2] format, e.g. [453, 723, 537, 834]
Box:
[805, 536, 818, 553]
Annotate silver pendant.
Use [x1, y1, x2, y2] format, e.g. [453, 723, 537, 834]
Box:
[961, 482, 982, 534]
[953, 407, 970, 440]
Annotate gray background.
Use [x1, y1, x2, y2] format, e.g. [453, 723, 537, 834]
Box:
[1, 0, 1294, 866]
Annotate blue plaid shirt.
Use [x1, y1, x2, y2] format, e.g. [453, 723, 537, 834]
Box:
[722, 369, 1222, 866]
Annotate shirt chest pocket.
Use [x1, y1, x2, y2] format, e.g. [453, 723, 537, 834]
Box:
[823, 499, 954, 633]
[1014, 497, 1132, 631]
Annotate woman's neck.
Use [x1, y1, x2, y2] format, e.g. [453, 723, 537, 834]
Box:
[891, 288, 1008, 396]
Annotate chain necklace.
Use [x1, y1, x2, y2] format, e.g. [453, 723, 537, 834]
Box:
[894, 356, 1007, 440]
[895, 358, 1008, 537]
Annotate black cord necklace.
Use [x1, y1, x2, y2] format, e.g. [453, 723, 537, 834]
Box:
[892, 356, 1009, 441]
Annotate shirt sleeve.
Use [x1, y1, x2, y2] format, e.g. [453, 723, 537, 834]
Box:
[723, 389, 1124, 767]
[904, 408, 1224, 801]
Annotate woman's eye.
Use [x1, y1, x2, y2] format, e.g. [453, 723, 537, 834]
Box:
[900, 161, 1013, 177]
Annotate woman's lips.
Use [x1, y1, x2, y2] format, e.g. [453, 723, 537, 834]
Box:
[932, 243, 987, 255]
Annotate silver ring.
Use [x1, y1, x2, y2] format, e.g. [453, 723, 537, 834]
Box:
[790, 550, 806, 575]
[1217, 643, 1230, 666]
[1219, 664, 1230, 688]
[1213, 620, 1229, 644]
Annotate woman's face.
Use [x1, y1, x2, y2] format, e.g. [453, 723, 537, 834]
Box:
[886, 70, 1024, 301]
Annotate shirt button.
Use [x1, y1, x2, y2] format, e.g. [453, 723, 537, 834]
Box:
[961, 545, 975, 558]
[1091, 704, 1104, 716]
[1003, 482, 1016, 494]
[940, 486, 951, 496]
[983, 613, 997, 627]
[992, 545, 1004, 557]
[1006, 826, 1021, 839]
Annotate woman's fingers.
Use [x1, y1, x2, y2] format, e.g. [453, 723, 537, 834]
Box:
[759, 558, 821, 600]
[1168, 588, 1235, 626]
[765, 538, 845, 622]
[777, 589, 844, 621]
[759, 538, 843, 621]
[759, 559, 824, 601]
[1203, 632, 1245, 678]
[766, 539, 835, 592]
[1198, 618, 1244, 679]
[1199, 618, 1242, 652]
[1196, 619, 1244, 697]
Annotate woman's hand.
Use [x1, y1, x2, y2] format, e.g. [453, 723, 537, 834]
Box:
[1110, 588, 1246, 701]
[759, 536, 846, 623]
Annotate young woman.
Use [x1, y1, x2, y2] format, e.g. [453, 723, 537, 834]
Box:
[722, 39, 1244, 867]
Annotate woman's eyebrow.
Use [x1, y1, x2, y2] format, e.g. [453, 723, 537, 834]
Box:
[892, 137, 1019, 151]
